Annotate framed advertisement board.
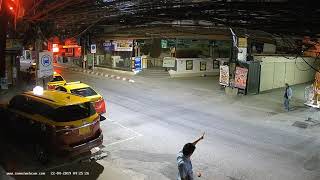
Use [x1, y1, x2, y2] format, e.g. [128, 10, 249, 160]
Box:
[234, 67, 248, 89]
[200, 61, 207, 71]
[186, 60, 193, 70]
[219, 65, 229, 86]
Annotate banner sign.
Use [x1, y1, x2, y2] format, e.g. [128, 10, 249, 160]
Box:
[163, 57, 175, 67]
[114, 40, 133, 51]
[219, 65, 229, 86]
[38, 52, 53, 78]
[234, 67, 248, 89]
[103, 42, 114, 52]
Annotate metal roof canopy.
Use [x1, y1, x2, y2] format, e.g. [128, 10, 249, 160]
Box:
[22, 0, 320, 38]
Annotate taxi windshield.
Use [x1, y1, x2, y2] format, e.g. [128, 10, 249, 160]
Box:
[70, 87, 97, 97]
[51, 76, 64, 82]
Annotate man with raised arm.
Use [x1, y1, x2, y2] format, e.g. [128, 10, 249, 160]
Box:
[177, 132, 205, 180]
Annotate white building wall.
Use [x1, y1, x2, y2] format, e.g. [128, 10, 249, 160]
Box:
[169, 58, 219, 77]
[256, 56, 315, 91]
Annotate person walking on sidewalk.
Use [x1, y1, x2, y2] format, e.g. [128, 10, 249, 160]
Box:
[177, 133, 205, 180]
[284, 83, 293, 111]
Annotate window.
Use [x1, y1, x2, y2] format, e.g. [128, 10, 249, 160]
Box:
[51, 76, 64, 82]
[48, 102, 96, 122]
[9, 96, 51, 114]
[70, 87, 97, 97]
[56, 86, 67, 92]
[28, 100, 54, 117]
[9, 95, 27, 110]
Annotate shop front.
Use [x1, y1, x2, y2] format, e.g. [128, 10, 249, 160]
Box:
[88, 39, 134, 71]
[48, 37, 82, 66]
[1, 39, 22, 89]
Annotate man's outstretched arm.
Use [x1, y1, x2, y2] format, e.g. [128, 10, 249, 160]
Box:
[192, 132, 205, 146]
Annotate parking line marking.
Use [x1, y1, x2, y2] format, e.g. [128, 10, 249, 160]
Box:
[104, 118, 143, 147]
[104, 135, 141, 147]
[106, 118, 142, 137]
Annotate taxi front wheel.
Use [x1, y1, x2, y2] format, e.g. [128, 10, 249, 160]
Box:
[34, 144, 49, 164]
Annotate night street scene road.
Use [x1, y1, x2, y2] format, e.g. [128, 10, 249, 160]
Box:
[1, 1, 320, 180]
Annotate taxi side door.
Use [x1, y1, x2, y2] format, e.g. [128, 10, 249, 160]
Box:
[7, 95, 35, 141]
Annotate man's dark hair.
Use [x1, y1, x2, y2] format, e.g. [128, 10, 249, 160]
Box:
[183, 143, 196, 157]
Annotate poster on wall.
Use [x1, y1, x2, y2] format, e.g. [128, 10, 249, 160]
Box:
[234, 67, 248, 89]
[186, 60, 193, 70]
[200, 61, 207, 71]
[219, 65, 229, 86]
[114, 40, 133, 51]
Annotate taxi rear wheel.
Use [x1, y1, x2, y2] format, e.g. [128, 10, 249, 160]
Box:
[34, 144, 49, 164]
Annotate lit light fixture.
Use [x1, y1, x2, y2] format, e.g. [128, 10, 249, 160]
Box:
[52, 44, 59, 52]
[33, 86, 44, 95]
[9, 6, 13, 10]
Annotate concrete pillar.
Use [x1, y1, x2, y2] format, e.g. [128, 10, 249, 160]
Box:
[0, 1, 8, 78]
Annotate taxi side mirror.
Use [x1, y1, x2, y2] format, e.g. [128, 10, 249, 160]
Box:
[100, 115, 106, 122]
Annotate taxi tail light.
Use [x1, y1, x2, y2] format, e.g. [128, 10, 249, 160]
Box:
[48, 85, 55, 90]
[95, 98, 106, 114]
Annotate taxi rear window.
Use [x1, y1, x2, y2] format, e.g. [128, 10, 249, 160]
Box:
[49, 102, 96, 122]
[70, 87, 97, 97]
[51, 76, 64, 82]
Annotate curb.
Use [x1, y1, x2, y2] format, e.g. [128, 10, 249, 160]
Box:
[68, 67, 135, 83]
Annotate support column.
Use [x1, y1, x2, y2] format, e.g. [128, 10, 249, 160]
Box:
[0, 1, 8, 78]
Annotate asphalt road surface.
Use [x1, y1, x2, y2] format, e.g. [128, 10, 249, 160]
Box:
[58, 67, 320, 180]
[3, 66, 320, 180]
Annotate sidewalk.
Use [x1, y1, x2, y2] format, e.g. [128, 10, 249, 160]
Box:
[54, 63, 136, 83]
[132, 75, 316, 125]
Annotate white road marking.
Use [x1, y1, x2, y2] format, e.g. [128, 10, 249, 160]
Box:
[104, 135, 141, 147]
[104, 118, 143, 147]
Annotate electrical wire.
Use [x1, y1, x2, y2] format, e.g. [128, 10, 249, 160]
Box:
[280, 35, 320, 73]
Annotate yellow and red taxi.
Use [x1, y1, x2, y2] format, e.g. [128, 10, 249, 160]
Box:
[0, 87, 103, 163]
[47, 72, 66, 90]
[55, 82, 106, 115]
